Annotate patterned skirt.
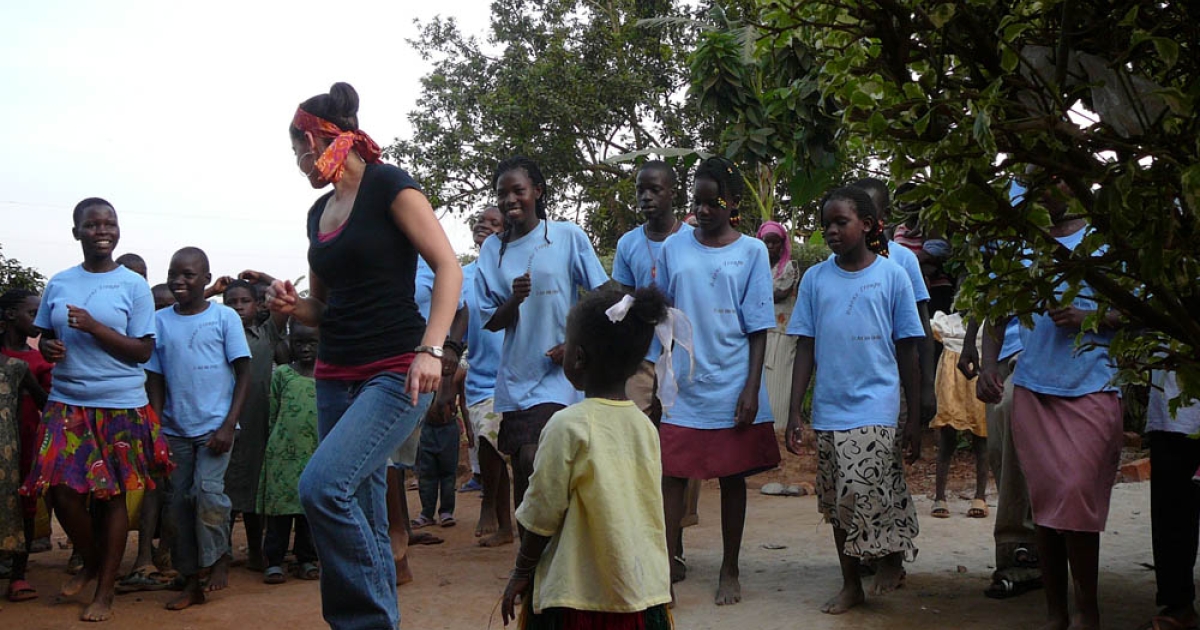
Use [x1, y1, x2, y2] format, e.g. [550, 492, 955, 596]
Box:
[19, 403, 174, 500]
[815, 425, 919, 560]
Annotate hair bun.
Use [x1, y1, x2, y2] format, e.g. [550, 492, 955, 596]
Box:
[630, 287, 669, 327]
[328, 82, 360, 124]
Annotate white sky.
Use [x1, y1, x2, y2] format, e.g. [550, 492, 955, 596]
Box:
[0, 0, 493, 288]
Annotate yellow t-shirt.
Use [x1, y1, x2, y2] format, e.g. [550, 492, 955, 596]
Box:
[515, 398, 671, 614]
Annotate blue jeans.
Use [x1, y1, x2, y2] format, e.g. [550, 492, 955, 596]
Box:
[166, 433, 233, 577]
[301, 373, 430, 630]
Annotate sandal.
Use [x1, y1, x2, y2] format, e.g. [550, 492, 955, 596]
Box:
[410, 531, 445, 545]
[1013, 546, 1039, 568]
[116, 565, 171, 593]
[984, 577, 1043, 599]
[263, 566, 286, 585]
[931, 500, 951, 518]
[411, 515, 436, 529]
[7, 579, 38, 602]
[294, 562, 319, 580]
[439, 513, 456, 528]
[968, 499, 989, 518]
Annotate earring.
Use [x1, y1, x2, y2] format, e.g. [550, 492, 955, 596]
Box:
[730, 212, 741, 227]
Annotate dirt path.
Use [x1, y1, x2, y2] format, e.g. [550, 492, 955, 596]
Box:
[2, 478, 1160, 629]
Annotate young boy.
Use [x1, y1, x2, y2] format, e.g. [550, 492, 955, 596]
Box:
[217, 272, 286, 571]
[412, 357, 474, 528]
[146, 247, 251, 611]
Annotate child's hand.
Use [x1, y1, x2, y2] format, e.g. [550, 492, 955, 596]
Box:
[545, 344, 565, 366]
[40, 338, 66, 363]
[784, 417, 803, 456]
[501, 574, 531, 626]
[956, 344, 979, 379]
[920, 386, 938, 424]
[238, 270, 274, 285]
[975, 366, 1004, 405]
[210, 275, 235, 295]
[66, 305, 99, 335]
[511, 273, 532, 303]
[206, 424, 236, 454]
[265, 280, 299, 316]
[1049, 306, 1087, 329]
[734, 385, 757, 427]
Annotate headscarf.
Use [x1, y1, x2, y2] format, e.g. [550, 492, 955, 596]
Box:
[291, 109, 383, 184]
[756, 221, 792, 279]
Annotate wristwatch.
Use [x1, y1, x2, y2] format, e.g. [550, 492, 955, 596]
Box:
[415, 345, 445, 359]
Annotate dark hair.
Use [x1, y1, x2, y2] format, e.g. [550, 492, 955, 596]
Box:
[223, 279, 257, 300]
[151, 283, 173, 295]
[821, 186, 889, 257]
[568, 287, 669, 382]
[290, 82, 361, 140]
[116, 253, 145, 267]
[0, 288, 36, 314]
[694, 157, 744, 216]
[851, 177, 891, 217]
[638, 160, 677, 185]
[493, 156, 551, 261]
[171, 246, 211, 273]
[72, 197, 114, 227]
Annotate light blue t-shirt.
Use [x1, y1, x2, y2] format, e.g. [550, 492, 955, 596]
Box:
[414, 256, 465, 321]
[999, 318, 1023, 362]
[1146, 371, 1200, 435]
[613, 222, 695, 362]
[656, 232, 775, 429]
[146, 303, 252, 438]
[462, 262, 504, 406]
[35, 264, 155, 408]
[1012, 227, 1117, 397]
[826, 241, 930, 303]
[475, 221, 609, 413]
[788, 256, 925, 431]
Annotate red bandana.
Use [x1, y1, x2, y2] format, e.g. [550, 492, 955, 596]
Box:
[292, 109, 383, 183]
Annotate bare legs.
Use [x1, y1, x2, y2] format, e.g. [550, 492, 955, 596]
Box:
[823, 528, 866, 614]
[476, 440, 513, 547]
[662, 475, 747, 606]
[386, 467, 413, 585]
[933, 429, 988, 507]
[1035, 526, 1101, 630]
[51, 487, 128, 622]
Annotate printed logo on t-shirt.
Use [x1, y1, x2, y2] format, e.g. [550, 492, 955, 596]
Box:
[187, 320, 221, 350]
[83, 284, 123, 307]
[845, 282, 882, 315]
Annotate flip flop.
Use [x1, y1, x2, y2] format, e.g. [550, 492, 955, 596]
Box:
[1013, 546, 1039, 568]
[263, 566, 286, 585]
[439, 514, 457, 528]
[984, 577, 1043, 599]
[6, 579, 38, 602]
[968, 499, 989, 518]
[294, 562, 319, 580]
[411, 515, 436, 529]
[116, 566, 171, 593]
[410, 531, 445, 545]
[931, 500, 951, 518]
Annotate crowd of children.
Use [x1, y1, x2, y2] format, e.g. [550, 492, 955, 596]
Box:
[0, 82, 1191, 630]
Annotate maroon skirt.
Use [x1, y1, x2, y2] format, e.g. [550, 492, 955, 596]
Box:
[498, 403, 566, 456]
[659, 422, 780, 479]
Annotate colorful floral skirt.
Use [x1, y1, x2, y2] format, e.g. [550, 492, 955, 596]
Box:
[19, 403, 174, 500]
[520, 603, 673, 630]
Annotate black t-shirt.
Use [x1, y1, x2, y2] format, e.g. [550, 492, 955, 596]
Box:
[306, 164, 425, 366]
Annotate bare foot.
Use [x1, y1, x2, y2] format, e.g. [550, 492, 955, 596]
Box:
[165, 579, 205, 611]
[869, 554, 906, 596]
[205, 554, 230, 593]
[60, 567, 97, 598]
[714, 569, 741, 606]
[395, 555, 413, 586]
[671, 556, 687, 584]
[475, 509, 499, 538]
[821, 585, 865, 615]
[477, 530, 514, 548]
[80, 593, 115, 622]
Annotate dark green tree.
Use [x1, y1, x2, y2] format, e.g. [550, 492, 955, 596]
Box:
[389, 0, 717, 251]
[0, 243, 45, 292]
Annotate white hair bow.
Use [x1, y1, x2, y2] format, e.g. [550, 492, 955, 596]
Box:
[654, 307, 693, 413]
[605, 294, 636, 323]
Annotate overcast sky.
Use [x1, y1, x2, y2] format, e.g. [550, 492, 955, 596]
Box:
[1, 1, 492, 288]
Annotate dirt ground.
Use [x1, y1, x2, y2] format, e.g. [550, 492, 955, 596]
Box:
[1, 441, 1164, 630]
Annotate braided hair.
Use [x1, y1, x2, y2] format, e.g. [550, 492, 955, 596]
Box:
[822, 186, 890, 257]
[493, 156, 552, 262]
[851, 177, 893, 256]
[694, 157, 744, 226]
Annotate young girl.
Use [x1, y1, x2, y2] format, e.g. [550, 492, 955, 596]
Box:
[785, 186, 924, 615]
[501, 288, 672, 629]
[1, 288, 52, 603]
[412, 354, 473, 529]
[258, 321, 320, 584]
[655, 157, 780, 606]
[475, 156, 608, 524]
[19, 198, 173, 623]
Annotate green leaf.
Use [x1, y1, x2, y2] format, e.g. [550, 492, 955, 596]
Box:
[1152, 37, 1180, 70]
[868, 111, 888, 135]
[929, 4, 956, 29]
[1001, 47, 1018, 73]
